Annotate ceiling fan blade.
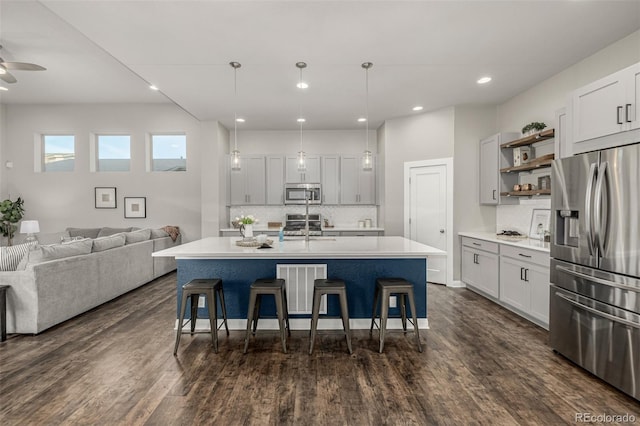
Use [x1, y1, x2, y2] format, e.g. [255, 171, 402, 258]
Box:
[0, 71, 17, 83]
[2, 62, 46, 71]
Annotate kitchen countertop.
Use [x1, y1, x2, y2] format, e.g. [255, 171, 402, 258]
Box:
[458, 231, 550, 253]
[154, 236, 443, 260]
[220, 226, 385, 232]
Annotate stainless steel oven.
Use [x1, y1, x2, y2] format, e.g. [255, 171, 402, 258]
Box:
[284, 183, 321, 205]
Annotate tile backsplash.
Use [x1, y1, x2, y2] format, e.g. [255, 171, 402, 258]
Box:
[497, 198, 551, 237]
[229, 205, 378, 228]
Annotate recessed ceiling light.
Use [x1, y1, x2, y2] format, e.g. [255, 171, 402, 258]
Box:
[477, 76, 492, 84]
[236, 118, 245, 123]
[357, 117, 367, 122]
[149, 84, 159, 91]
[297, 117, 306, 123]
[0, 86, 7, 91]
[412, 106, 423, 111]
[296, 82, 309, 89]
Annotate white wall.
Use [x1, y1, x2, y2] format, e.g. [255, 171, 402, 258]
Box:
[0, 104, 5, 198]
[233, 129, 376, 155]
[2, 103, 203, 241]
[381, 107, 455, 236]
[452, 105, 498, 281]
[200, 120, 228, 237]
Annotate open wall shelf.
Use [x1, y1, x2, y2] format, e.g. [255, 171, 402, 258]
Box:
[500, 128, 555, 149]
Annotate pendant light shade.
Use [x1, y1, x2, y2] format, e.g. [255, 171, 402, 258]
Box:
[230, 61, 242, 171]
[296, 62, 307, 172]
[362, 62, 373, 171]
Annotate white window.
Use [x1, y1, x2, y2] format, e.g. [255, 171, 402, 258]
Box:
[151, 134, 186, 171]
[97, 135, 131, 172]
[43, 135, 75, 172]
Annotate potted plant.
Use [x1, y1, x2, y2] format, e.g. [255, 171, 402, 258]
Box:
[235, 215, 259, 239]
[522, 121, 547, 136]
[0, 197, 25, 246]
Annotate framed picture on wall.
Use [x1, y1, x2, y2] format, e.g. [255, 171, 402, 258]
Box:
[95, 187, 117, 209]
[124, 197, 146, 218]
[529, 208, 550, 239]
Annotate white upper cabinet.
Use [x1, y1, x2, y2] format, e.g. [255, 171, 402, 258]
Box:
[321, 156, 340, 205]
[266, 156, 285, 205]
[479, 133, 518, 205]
[340, 155, 375, 205]
[571, 62, 640, 153]
[285, 156, 321, 183]
[229, 155, 266, 205]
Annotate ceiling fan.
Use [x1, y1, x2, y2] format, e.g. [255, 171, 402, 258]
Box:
[0, 45, 46, 84]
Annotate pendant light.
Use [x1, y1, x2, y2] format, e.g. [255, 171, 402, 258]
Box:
[230, 61, 242, 171]
[362, 62, 373, 171]
[296, 61, 307, 172]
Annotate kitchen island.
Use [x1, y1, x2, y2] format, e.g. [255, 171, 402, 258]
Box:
[153, 236, 444, 330]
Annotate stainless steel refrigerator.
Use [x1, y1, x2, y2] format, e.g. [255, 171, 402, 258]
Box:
[550, 142, 639, 401]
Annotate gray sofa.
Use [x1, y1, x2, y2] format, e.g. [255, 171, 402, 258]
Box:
[1, 228, 181, 334]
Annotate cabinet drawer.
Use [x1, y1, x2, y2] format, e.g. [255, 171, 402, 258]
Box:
[461, 237, 499, 254]
[500, 244, 548, 267]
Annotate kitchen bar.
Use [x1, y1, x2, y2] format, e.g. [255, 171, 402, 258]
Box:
[153, 236, 445, 330]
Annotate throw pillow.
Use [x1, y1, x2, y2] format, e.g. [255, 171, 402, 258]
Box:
[39, 238, 93, 261]
[66, 227, 102, 239]
[96, 227, 132, 237]
[123, 229, 151, 244]
[92, 234, 126, 252]
[0, 242, 36, 271]
[150, 228, 170, 239]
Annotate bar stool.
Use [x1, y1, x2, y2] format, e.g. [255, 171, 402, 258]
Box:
[174, 278, 229, 355]
[309, 278, 353, 355]
[370, 278, 422, 353]
[243, 278, 290, 354]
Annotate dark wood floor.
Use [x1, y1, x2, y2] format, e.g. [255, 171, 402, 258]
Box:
[1, 273, 638, 425]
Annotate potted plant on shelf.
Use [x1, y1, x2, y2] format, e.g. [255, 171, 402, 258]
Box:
[522, 122, 547, 136]
[0, 197, 25, 246]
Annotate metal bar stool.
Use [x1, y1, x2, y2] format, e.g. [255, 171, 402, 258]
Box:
[370, 278, 422, 353]
[174, 278, 229, 355]
[309, 278, 353, 355]
[243, 278, 290, 354]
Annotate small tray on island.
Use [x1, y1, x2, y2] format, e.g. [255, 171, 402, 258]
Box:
[235, 238, 274, 247]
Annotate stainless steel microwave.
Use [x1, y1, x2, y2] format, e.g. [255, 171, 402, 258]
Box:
[284, 183, 322, 205]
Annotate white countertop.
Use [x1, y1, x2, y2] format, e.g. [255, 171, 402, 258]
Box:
[220, 227, 385, 232]
[458, 231, 550, 253]
[154, 236, 444, 260]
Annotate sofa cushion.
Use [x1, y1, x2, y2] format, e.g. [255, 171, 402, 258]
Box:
[0, 242, 36, 271]
[30, 238, 94, 263]
[124, 229, 151, 244]
[92, 234, 126, 252]
[150, 228, 170, 239]
[97, 227, 132, 237]
[66, 227, 101, 239]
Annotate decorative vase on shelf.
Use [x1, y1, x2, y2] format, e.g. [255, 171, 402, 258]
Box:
[240, 224, 254, 239]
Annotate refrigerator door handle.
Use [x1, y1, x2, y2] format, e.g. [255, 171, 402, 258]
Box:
[555, 292, 640, 330]
[594, 161, 608, 256]
[585, 162, 597, 256]
[556, 265, 640, 293]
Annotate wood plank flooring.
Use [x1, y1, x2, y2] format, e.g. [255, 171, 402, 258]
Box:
[1, 272, 638, 425]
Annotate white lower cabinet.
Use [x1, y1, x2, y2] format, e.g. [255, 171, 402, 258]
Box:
[499, 245, 550, 329]
[461, 237, 499, 298]
[461, 235, 550, 329]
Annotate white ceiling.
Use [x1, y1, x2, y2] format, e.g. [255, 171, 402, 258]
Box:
[1, 0, 639, 130]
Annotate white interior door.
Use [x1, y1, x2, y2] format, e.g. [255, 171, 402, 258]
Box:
[409, 164, 448, 284]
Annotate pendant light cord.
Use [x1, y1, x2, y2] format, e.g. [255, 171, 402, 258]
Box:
[365, 65, 369, 152]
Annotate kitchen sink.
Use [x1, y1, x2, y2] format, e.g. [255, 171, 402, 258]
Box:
[283, 237, 336, 241]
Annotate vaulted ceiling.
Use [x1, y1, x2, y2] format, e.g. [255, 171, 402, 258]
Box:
[1, 1, 639, 130]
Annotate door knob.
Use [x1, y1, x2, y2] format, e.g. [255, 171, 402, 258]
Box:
[440, 229, 445, 233]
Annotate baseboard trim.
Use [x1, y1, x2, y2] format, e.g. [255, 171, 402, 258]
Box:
[447, 280, 466, 288]
[175, 318, 430, 331]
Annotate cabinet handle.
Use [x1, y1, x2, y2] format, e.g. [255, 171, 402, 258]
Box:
[518, 253, 532, 258]
[493, 189, 496, 200]
[617, 106, 623, 124]
[472, 242, 481, 246]
[520, 267, 524, 281]
[626, 104, 632, 123]
[524, 269, 529, 282]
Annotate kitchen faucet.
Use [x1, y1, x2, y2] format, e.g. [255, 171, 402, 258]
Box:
[304, 187, 310, 242]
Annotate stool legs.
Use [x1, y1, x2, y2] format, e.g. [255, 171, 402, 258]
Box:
[205, 288, 218, 353]
[369, 284, 380, 336]
[406, 288, 423, 353]
[379, 288, 390, 353]
[217, 285, 230, 336]
[174, 290, 191, 355]
[339, 293, 353, 354]
[243, 291, 258, 354]
[273, 291, 287, 354]
[308, 289, 323, 355]
[309, 282, 352, 355]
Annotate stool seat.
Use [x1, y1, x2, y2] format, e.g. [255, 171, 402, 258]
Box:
[244, 278, 290, 354]
[370, 278, 422, 353]
[309, 278, 352, 355]
[174, 278, 228, 355]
